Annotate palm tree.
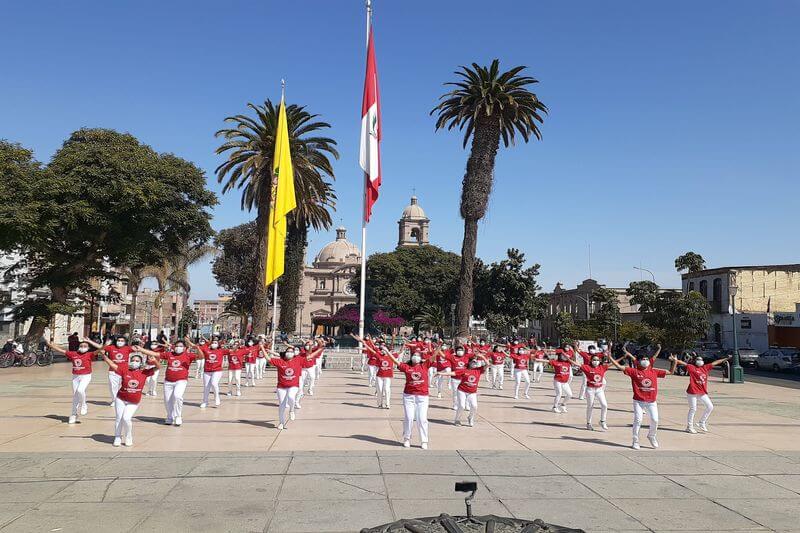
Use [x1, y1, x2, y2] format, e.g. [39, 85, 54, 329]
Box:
[431, 59, 547, 338]
[167, 242, 217, 314]
[215, 101, 338, 335]
[414, 305, 446, 337]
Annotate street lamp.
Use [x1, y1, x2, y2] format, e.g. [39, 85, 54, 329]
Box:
[633, 266, 656, 283]
[728, 280, 744, 384]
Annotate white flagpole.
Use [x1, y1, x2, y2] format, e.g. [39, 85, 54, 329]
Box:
[357, 1, 371, 348]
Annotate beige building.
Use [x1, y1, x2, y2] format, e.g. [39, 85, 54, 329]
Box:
[681, 264, 800, 352]
[131, 288, 183, 336]
[192, 294, 241, 336]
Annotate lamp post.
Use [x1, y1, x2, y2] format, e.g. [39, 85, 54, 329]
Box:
[450, 303, 456, 340]
[728, 279, 744, 383]
[633, 266, 656, 283]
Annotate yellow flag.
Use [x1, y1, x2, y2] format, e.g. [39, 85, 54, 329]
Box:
[265, 97, 296, 285]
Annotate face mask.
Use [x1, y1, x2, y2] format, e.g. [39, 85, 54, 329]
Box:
[639, 359, 651, 368]
[469, 361, 481, 369]
[694, 359, 704, 367]
[410, 355, 422, 365]
[129, 360, 142, 370]
[588, 349, 597, 355]
[174, 346, 185, 354]
[456, 350, 465, 356]
[285, 352, 295, 360]
[559, 355, 567, 361]
[591, 360, 600, 367]
[247, 341, 254, 346]
[78, 347, 89, 354]
[210, 343, 219, 349]
[116, 340, 125, 347]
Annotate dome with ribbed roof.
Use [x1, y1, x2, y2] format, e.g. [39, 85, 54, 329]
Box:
[401, 196, 427, 219]
[313, 227, 360, 266]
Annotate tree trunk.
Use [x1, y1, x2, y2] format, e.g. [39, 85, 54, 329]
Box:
[129, 280, 140, 333]
[26, 285, 69, 345]
[278, 222, 306, 334]
[455, 114, 501, 338]
[252, 193, 271, 335]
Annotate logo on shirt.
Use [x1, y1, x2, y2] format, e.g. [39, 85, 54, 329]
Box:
[171, 360, 181, 368]
[113, 353, 125, 362]
[641, 378, 653, 388]
[411, 371, 422, 381]
[381, 360, 390, 368]
[74, 359, 83, 368]
[467, 375, 477, 384]
[127, 379, 140, 389]
[456, 361, 466, 369]
[284, 368, 295, 378]
[231, 357, 239, 364]
[208, 354, 218, 362]
[592, 374, 602, 384]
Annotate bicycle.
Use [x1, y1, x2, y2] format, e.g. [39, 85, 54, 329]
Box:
[0, 351, 14, 368]
[36, 349, 54, 367]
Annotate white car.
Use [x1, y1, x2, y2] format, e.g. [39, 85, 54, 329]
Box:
[755, 348, 800, 372]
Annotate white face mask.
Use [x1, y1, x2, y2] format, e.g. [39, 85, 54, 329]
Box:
[694, 359, 704, 367]
[210, 343, 219, 349]
[639, 359, 651, 368]
[174, 346, 185, 354]
[78, 347, 89, 354]
[285, 352, 295, 360]
[129, 360, 142, 370]
[469, 361, 482, 369]
[410, 355, 422, 365]
[456, 350, 465, 357]
[116, 340, 126, 347]
[591, 360, 600, 367]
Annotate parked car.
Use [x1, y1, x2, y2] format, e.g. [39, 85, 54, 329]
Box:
[755, 348, 800, 372]
[721, 348, 759, 367]
[692, 342, 724, 361]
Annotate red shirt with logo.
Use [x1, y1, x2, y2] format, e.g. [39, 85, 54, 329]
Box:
[116, 366, 156, 403]
[510, 353, 530, 370]
[376, 353, 394, 378]
[577, 351, 594, 365]
[271, 356, 304, 388]
[398, 362, 430, 395]
[242, 345, 257, 364]
[65, 350, 94, 375]
[624, 366, 667, 402]
[448, 353, 470, 373]
[489, 352, 507, 365]
[580, 364, 608, 388]
[203, 348, 228, 372]
[550, 360, 573, 383]
[227, 348, 248, 370]
[455, 367, 485, 393]
[435, 350, 452, 371]
[164, 352, 195, 382]
[105, 345, 133, 369]
[686, 364, 712, 395]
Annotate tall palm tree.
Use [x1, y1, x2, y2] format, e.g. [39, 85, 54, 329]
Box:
[167, 242, 217, 314]
[431, 59, 547, 338]
[215, 101, 338, 334]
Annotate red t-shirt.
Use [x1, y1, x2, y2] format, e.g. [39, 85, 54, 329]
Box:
[489, 352, 506, 365]
[65, 350, 94, 375]
[532, 350, 547, 362]
[203, 348, 228, 372]
[455, 367, 485, 393]
[271, 356, 304, 388]
[435, 351, 452, 371]
[164, 352, 195, 382]
[550, 360, 573, 383]
[376, 353, 394, 378]
[624, 366, 667, 402]
[510, 353, 529, 370]
[116, 366, 155, 403]
[301, 356, 316, 369]
[580, 364, 608, 388]
[227, 348, 248, 370]
[577, 351, 593, 365]
[449, 353, 470, 373]
[105, 345, 133, 368]
[398, 362, 430, 395]
[686, 364, 712, 395]
[242, 345, 257, 364]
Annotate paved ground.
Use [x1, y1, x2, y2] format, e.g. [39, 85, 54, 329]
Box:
[0, 362, 798, 531]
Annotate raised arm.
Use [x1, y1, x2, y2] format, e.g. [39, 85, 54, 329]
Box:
[622, 341, 634, 360]
[382, 347, 402, 367]
[669, 353, 688, 367]
[147, 354, 162, 370]
[710, 355, 731, 367]
[83, 338, 104, 351]
[45, 340, 67, 355]
[101, 352, 119, 372]
[608, 354, 628, 371]
[652, 343, 662, 359]
[137, 345, 162, 358]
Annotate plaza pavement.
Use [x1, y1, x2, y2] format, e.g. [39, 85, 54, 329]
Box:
[0, 361, 798, 532]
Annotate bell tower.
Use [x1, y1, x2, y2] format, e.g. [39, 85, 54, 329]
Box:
[397, 196, 430, 247]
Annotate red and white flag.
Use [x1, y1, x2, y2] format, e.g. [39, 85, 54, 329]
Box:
[359, 27, 381, 223]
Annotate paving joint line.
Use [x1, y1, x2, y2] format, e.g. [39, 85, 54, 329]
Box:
[263, 451, 293, 533]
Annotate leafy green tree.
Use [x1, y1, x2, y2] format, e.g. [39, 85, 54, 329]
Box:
[431, 60, 547, 338]
[351, 245, 461, 322]
[215, 101, 337, 335]
[474, 248, 545, 337]
[591, 287, 622, 341]
[414, 305, 447, 337]
[212, 222, 260, 319]
[177, 307, 198, 338]
[626, 281, 661, 313]
[552, 311, 577, 344]
[619, 321, 660, 346]
[0, 131, 216, 341]
[675, 252, 706, 273]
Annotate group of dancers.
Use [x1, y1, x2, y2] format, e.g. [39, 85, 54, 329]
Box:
[47, 332, 730, 451]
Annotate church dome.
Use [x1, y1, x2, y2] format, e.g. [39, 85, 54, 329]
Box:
[401, 196, 427, 219]
[313, 227, 360, 265]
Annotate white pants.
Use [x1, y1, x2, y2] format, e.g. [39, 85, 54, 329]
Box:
[436, 368, 451, 396]
[108, 371, 121, 402]
[402, 394, 429, 443]
[203, 371, 222, 404]
[367, 365, 377, 386]
[514, 369, 531, 397]
[455, 390, 478, 424]
[256, 358, 266, 379]
[315, 355, 323, 380]
[228, 369, 242, 392]
[145, 370, 159, 395]
[245, 362, 256, 385]
[632, 400, 659, 442]
[687, 393, 713, 426]
[578, 374, 588, 399]
[553, 380, 572, 408]
[113, 397, 139, 439]
[302, 367, 316, 395]
[195, 361, 203, 380]
[451, 379, 462, 409]
[428, 366, 438, 385]
[376, 377, 391, 407]
[71, 374, 91, 416]
[532, 361, 544, 382]
[491, 364, 505, 388]
[585, 387, 607, 425]
[163, 379, 187, 422]
[276, 386, 298, 425]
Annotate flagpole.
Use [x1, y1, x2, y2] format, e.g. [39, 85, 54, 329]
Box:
[357, 0, 372, 348]
[270, 78, 287, 349]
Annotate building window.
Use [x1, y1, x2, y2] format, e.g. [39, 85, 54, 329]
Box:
[699, 280, 708, 299]
[319, 279, 326, 290]
[688, 281, 695, 292]
[712, 278, 722, 302]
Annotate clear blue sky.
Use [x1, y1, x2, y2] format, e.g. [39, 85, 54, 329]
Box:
[3, 1, 798, 299]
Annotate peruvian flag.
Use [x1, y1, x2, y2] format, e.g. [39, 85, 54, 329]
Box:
[359, 27, 381, 223]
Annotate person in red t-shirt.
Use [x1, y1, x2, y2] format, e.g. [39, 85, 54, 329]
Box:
[263, 344, 321, 429]
[194, 339, 209, 379]
[101, 349, 161, 447]
[610, 352, 676, 449]
[353, 334, 395, 408]
[488, 345, 508, 390]
[90, 336, 133, 405]
[140, 341, 164, 397]
[383, 347, 432, 449]
[354, 334, 380, 389]
[187, 337, 229, 408]
[433, 343, 452, 398]
[579, 350, 611, 430]
[531, 346, 547, 383]
[509, 347, 533, 399]
[447, 346, 471, 410]
[548, 350, 576, 413]
[46, 338, 99, 424]
[296, 340, 325, 409]
[438, 352, 489, 427]
[241, 338, 257, 386]
[154, 339, 195, 426]
[671, 352, 730, 433]
[226, 340, 248, 397]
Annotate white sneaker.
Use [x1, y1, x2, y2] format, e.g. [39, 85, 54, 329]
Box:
[468, 419, 474, 427]
[578, 396, 585, 401]
[454, 419, 461, 426]
[236, 390, 241, 397]
[437, 392, 442, 399]
[124, 436, 133, 447]
[524, 394, 530, 399]
[600, 421, 608, 430]
[513, 394, 519, 399]
[562, 406, 568, 413]
[403, 440, 411, 448]
[214, 398, 221, 407]
[165, 419, 173, 425]
[686, 425, 697, 434]
[200, 403, 207, 409]
[384, 404, 390, 410]
[289, 411, 296, 421]
[175, 418, 182, 426]
[632, 441, 640, 450]
[421, 442, 428, 450]
[697, 422, 708, 433]
[295, 403, 302, 409]
[277, 423, 284, 430]
[227, 392, 232, 397]
[552, 406, 559, 413]
[309, 390, 314, 396]
[586, 423, 594, 431]
[80, 405, 88, 416]
[648, 435, 659, 449]
[499, 385, 503, 390]
[113, 437, 122, 447]
[68, 415, 77, 424]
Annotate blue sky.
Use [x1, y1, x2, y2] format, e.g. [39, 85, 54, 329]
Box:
[2, 1, 798, 299]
